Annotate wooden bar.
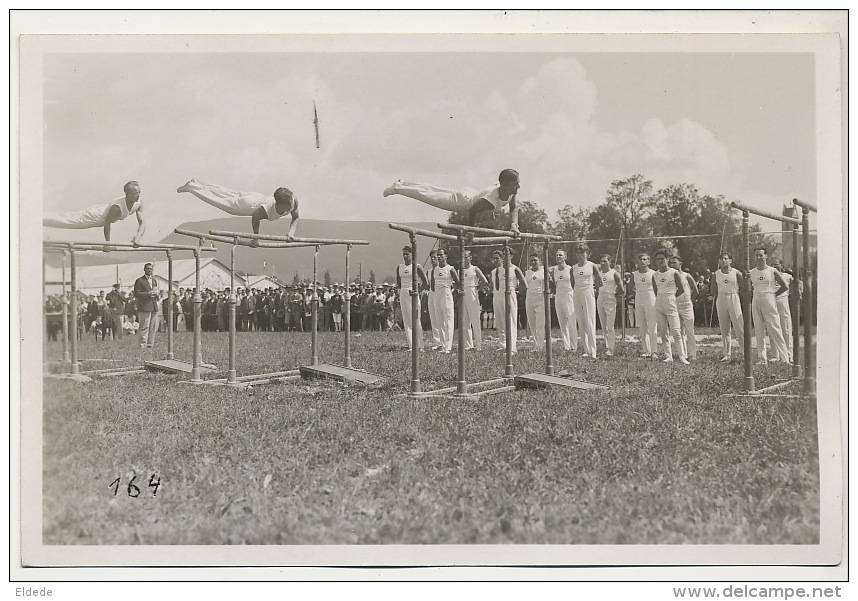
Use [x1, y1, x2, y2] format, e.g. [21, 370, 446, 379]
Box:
[463, 236, 517, 245]
[730, 201, 801, 226]
[792, 198, 817, 213]
[209, 230, 369, 245]
[43, 240, 212, 252]
[437, 223, 561, 240]
[175, 228, 316, 248]
[388, 223, 459, 242]
[47, 245, 218, 254]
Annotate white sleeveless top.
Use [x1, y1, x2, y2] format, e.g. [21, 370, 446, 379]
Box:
[777, 272, 793, 298]
[110, 196, 141, 220]
[654, 268, 679, 296]
[433, 265, 455, 290]
[398, 262, 421, 290]
[750, 266, 778, 295]
[676, 271, 693, 307]
[462, 265, 480, 289]
[261, 196, 298, 221]
[474, 184, 512, 211]
[525, 268, 545, 295]
[716, 268, 742, 295]
[551, 264, 573, 294]
[51, 196, 139, 228]
[634, 269, 655, 297]
[599, 268, 618, 295]
[573, 261, 596, 291]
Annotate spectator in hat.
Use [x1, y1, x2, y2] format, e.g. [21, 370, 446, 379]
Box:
[330, 286, 344, 332]
[106, 283, 126, 339]
[361, 285, 376, 331]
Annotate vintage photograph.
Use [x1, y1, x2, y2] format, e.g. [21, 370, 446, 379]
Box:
[14, 10, 845, 578]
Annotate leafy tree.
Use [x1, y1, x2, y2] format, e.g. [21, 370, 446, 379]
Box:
[369, 270, 376, 284]
[323, 269, 332, 287]
[594, 174, 655, 234]
[292, 272, 300, 286]
[550, 205, 591, 242]
[648, 183, 705, 266]
[589, 175, 656, 271]
[647, 185, 778, 276]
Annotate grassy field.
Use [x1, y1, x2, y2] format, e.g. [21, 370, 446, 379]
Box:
[41, 327, 819, 545]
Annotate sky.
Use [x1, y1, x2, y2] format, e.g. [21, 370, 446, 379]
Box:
[39, 45, 818, 243]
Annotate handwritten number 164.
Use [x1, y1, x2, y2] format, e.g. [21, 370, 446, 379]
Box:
[109, 474, 161, 497]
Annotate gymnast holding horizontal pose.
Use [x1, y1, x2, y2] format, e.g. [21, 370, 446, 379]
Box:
[383, 169, 521, 233]
[177, 179, 300, 238]
[43, 180, 146, 243]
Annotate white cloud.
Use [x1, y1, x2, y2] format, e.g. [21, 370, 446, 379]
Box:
[42, 53, 767, 238]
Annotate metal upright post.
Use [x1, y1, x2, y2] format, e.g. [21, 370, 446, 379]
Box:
[42, 254, 47, 364]
[344, 245, 352, 369]
[410, 233, 421, 394]
[791, 222, 801, 379]
[344, 244, 353, 369]
[227, 241, 238, 384]
[166, 250, 174, 360]
[457, 233, 467, 394]
[311, 245, 319, 366]
[69, 249, 80, 376]
[60, 251, 70, 363]
[800, 205, 815, 394]
[504, 240, 514, 377]
[741, 210, 755, 392]
[619, 228, 626, 341]
[542, 240, 554, 375]
[191, 244, 202, 382]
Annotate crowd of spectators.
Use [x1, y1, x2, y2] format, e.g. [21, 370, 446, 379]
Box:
[44, 264, 810, 340]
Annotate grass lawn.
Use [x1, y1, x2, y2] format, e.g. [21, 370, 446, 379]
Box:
[41, 326, 819, 545]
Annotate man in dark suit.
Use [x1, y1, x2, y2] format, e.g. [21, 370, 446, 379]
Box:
[133, 263, 159, 348]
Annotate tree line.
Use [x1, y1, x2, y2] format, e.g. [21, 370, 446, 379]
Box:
[447, 174, 781, 277]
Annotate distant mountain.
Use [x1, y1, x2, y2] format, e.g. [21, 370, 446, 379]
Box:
[47, 218, 440, 285]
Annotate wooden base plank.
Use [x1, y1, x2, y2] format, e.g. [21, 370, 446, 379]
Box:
[299, 364, 385, 385]
[514, 373, 608, 390]
[143, 359, 217, 375]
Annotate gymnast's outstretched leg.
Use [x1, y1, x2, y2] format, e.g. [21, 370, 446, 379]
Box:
[383, 180, 478, 213]
[177, 179, 267, 216]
